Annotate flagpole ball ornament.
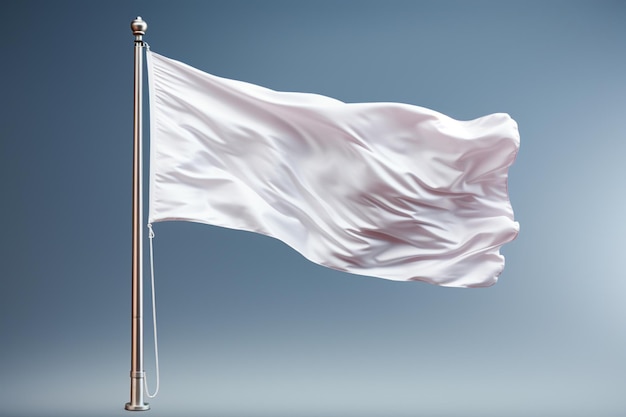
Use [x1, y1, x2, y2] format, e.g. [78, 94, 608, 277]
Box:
[131, 16, 147, 37]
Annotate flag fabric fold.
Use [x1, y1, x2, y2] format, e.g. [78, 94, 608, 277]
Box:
[147, 50, 519, 287]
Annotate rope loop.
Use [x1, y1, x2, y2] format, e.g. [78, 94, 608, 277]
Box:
[144, 223, 160, 399]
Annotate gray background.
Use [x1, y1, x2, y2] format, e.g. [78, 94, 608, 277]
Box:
[1, 1, 625, 416]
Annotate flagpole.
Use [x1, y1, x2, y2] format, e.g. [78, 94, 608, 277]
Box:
[126, 16, 150, 412]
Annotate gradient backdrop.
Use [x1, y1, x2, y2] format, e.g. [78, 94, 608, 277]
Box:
[1, 1, 625, 416]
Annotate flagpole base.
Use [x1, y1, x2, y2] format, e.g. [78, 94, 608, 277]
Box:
[125, 403, 150, 411]
[125, 372, 150, 411]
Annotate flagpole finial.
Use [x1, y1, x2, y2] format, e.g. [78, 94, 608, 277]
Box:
[131, 16, 148, 37]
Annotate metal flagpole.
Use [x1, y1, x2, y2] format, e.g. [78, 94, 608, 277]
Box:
[126, 16, 150, 412]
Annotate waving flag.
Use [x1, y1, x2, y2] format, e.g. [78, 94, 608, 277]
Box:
[147, 50, 519, 287]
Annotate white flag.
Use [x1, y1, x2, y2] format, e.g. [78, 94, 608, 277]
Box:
[147, 50, 519, 287]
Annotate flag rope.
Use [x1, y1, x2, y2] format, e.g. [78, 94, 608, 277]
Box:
[144, 223, 160, 398]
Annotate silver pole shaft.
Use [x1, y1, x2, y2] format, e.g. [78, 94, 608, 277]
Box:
[126, 16, 150, 412]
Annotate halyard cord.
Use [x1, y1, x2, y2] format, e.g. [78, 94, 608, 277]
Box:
[145, 223, 160, 398]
